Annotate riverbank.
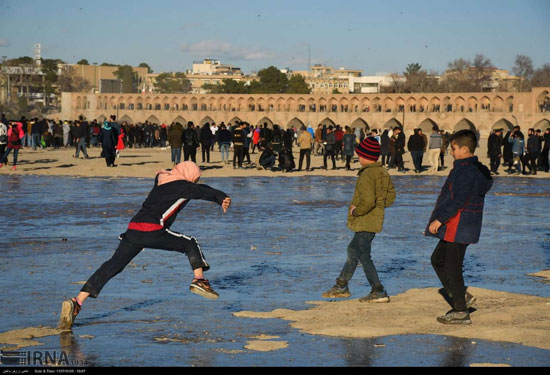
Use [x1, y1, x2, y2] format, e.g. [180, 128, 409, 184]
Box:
[1, 145, 549, 179]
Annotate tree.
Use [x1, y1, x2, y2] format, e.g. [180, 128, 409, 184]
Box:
[139, 62, 153, 73]
[154, 72, 191, 93]
[57, 65, 91, 92]
[287, 74, 310, 94]
[114, 65, 138, 93]
[403, 63, 431, 93]
[77, 59, 89, 65]
[531, 63, 550, 87]
[250, 66, 289, 94]
[512, 55, 534, 91]
[471, 54, 494, 91]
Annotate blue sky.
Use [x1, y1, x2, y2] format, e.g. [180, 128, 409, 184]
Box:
[1, 0, 549, 75]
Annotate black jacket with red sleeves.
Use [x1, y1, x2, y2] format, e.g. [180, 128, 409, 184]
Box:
[128, 178, 228, 231]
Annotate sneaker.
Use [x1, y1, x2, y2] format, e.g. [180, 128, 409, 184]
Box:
[436, 310, 471, 325]
[190, 278, 219, 300]
[322, 284, 351, 298]
[441, 289, 477, 308]
[465, 291, 477, 308]
[359, 290, 390, 303]
[0, 163, 3, 168]
[59, 298, 81, 331]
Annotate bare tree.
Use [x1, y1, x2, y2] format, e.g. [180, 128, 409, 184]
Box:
[531, 63, 550, 87]
[512, 55, 534, 91]
[470, 54, 494, 91]
[57, 65, 91, 92]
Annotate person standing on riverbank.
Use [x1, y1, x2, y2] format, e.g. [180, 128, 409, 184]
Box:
[98, 121, 117, 167]
[426, 129, 493, 325]
[0, 121, 24, 170]
[487, 128, 503, 175]
[58, 161, 232, 331]
[322, 136, 395, 302]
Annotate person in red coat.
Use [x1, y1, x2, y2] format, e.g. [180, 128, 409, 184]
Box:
[116, 127, 125, 158]
[0, 121, 25, 170]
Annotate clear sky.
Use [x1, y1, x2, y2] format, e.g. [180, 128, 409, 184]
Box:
[1, 0, 549, 75]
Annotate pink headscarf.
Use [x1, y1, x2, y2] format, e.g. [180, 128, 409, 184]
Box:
[156, 161, 202, 186]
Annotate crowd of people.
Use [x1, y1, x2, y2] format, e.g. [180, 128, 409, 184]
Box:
[488, 126, 550, 175]
[1, 113, 549, 175]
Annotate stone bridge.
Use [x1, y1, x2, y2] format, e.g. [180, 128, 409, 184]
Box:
[60, 88, 550, 136]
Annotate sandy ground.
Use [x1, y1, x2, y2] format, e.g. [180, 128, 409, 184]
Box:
[1, 141, 549, 179]
[234, 287, 550, 350]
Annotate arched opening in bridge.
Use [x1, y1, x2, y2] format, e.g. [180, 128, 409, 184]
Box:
[492, 118, 514, 131]
[257, 117, 274, 128]
[319, 117, 336, 127]
[287, 117, 305, 129]
[119, 115, 133, 124]
[228, 117, 242, 126]
[383, 118, 403, 130]
[534, 119, 550, 131]
[418, 118, 439, 134]
[351, 118, 369, 131]
[454, 118, 476, 133]
[199, 116, 215, 126]
[173, 116, 187, 125]
[146, 115, 160, 124]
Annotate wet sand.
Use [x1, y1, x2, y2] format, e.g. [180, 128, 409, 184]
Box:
[234, 287, 550, 350]
[1, 143, 549, 179]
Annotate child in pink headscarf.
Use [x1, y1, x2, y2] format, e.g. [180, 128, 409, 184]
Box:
[59, 161, 231, 331]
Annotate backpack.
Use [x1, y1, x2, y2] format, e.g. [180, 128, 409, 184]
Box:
[10, 128, 21, 146]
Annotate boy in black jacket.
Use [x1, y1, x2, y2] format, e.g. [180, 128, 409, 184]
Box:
[425, 130, 492, 325]
[59, 162, 231, 331]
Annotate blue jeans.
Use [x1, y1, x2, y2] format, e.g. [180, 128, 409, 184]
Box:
[32, 133, 42, 150]
[171, 147, 182, 164]
[220, 143, 229, 162]
[75, 138, 89, 158]
[337, 232, 383, 290]
[2, 148, 19, 165]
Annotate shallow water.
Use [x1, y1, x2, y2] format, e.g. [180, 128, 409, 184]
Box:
[0, 174, 549, 366]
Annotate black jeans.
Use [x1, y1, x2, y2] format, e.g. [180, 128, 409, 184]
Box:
[81, 229, 209, 298]
[489, 154, 501, 173]
[324, 148, 336, 169]
[345, 155, 352, 170]
[298, 149, 311, 170]
[233, 145, 244, 168]
[184, 146, 197, 162]
[201, 143, 210, 163]
[411, 150, 423, 171]
[431, 240, 468, 311]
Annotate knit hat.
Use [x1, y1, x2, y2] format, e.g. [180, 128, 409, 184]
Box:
[355, 136, 381, 161]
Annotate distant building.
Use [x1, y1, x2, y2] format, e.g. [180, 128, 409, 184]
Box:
[443, 67, 520, 92]
[290, 64, 363, 94]
[348, 75, 399, 94]
[59, 64, 149, 93]
[190, 59, 243, 76]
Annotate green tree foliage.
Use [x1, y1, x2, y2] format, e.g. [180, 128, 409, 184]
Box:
[114, 65, 138, 93]
[154, 72, 191, 93]
[77, 59, 89, 65]
[202, 78, 249, 94]
[250, 66, 289, 93]
[139, 62, 153, 73]
[287, 74, 310, 94]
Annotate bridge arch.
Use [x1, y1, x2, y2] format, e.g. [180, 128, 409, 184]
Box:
[454, 118, 476, 132]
